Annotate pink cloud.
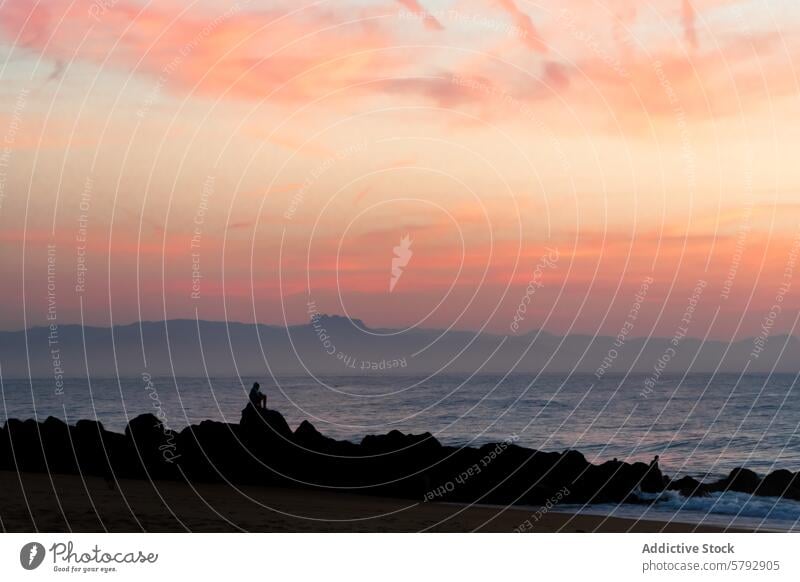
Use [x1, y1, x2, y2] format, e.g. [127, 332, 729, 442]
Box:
[611, 0, 638, 58]
[3, 0, 791, 133]
[494, 0, 547, 53]
[682, 0, 699, 49]
[417, 28, 797, 134]
[0, 0, 406, 104]
[395, 0, 445, 31]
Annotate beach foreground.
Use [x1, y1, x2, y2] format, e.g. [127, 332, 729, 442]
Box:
[0, 471, 739, 533]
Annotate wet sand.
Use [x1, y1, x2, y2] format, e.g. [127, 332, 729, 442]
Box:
[0, 471, 740, 532]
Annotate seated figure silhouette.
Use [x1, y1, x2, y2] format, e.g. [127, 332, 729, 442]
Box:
[249, 382, 267, 410]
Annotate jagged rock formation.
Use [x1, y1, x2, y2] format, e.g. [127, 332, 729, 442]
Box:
[2, 405, 797, 506]
[668, 467, 800, 500]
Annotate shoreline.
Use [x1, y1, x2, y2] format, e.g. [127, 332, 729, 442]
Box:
[0, 471, 744, 533]
[3, 404, 800, 532]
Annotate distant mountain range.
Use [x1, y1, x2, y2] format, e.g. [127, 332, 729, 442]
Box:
[1, 316, 797, 378]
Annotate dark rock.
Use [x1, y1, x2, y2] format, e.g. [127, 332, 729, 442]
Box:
[40, 416, 78, 474]
[668, 475, 708, 497]
[240, 405, 293, 440]
[640, 459, 666, 493]
[4, 419, 46, 472]
[294, 420, 328, 448]
[712, 467, 761, 494]
[124, 413, 181, 479]
[177, 420, 251, 483]
[756, 469, 800, 500]
[360, 430, 441, 453]
[73, 419, 115, 477]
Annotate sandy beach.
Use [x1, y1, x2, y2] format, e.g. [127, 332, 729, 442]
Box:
[0, 471, 740, 533]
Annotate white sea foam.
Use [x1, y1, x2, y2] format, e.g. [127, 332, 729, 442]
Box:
[644, 490, 800, 521]
[564, 490, 800, 531]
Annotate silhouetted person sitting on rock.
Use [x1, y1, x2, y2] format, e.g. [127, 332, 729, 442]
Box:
[249, 382, 266, 409]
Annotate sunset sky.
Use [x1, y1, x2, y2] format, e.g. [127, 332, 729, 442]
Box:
[1, 0, 799, 340]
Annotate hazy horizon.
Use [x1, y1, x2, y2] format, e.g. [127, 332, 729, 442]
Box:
[4, 314, 800, 343]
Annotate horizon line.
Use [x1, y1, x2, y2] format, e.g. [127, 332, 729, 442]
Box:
[2, 317, 793, 345]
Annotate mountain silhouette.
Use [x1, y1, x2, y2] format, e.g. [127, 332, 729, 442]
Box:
[1, 318, 798, 377]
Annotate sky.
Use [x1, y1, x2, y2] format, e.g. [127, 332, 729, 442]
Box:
[1, 0, 799, 340]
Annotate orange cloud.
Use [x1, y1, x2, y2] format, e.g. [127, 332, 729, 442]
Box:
[0, 0, 405, 104]
[682, 0, 699, 49]
[395, 0, 445, 31]
[351, 185, 373, 206]
[4, 0, 792, 135]
[494, 0, 547, 53]
[427, 29, 796, 135]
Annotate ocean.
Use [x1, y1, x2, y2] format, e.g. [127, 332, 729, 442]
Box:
[3, 373, 799, 530]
